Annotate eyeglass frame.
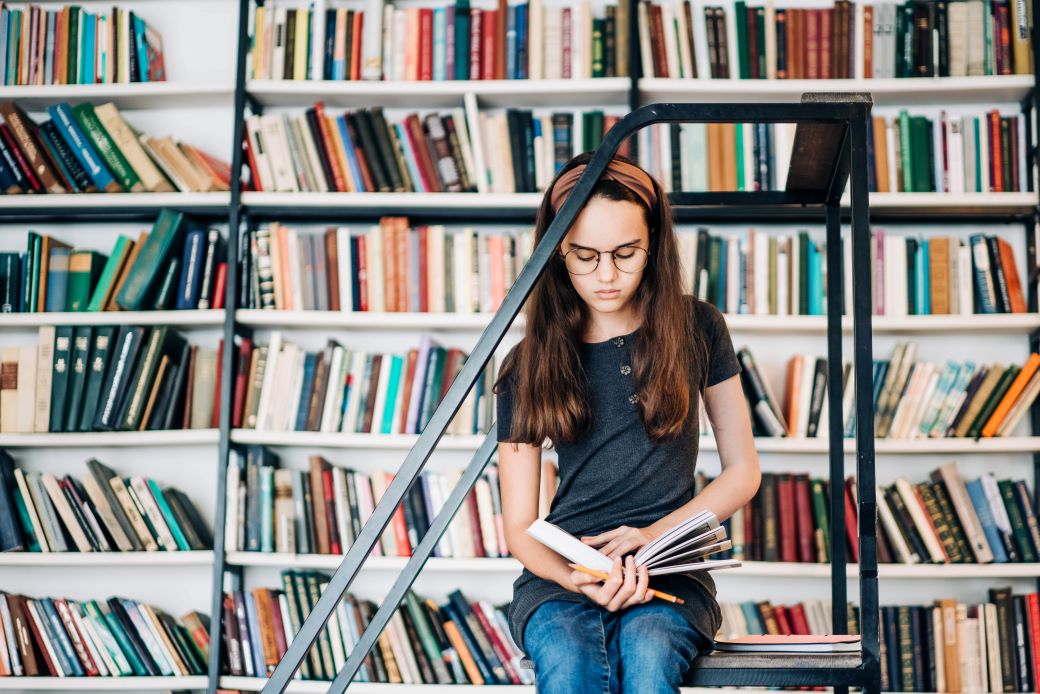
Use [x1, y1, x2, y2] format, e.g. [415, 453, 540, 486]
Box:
[558, 243, 651, 275]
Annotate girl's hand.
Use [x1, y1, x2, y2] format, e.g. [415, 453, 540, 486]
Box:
[568, 557, 653, 612]
[580, 525, 658, 559]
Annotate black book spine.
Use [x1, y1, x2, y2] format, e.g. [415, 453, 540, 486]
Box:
[370, 106, 406, 191]
[304, 108, 337, 190]
[160, 341, 193, 430]
[521, 111, 536, 193]
[505, 109, 526, 193]
[107, 598, 160, 675]
[79, 326, 116, 433]
[49, 326, 74, 432]
[353, 109, 391, 192]
[39, 120, 93, 192]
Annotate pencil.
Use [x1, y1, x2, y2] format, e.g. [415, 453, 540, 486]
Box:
[571, 564, 685, 605]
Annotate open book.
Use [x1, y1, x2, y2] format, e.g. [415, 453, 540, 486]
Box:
[525, 510, 741, 576]
[714, 635, 862, 653]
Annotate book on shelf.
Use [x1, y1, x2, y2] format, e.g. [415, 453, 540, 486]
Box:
[247, 0, 629, 82]
[0, 3, 167, 86]
[639, 0, 1032, 79]
[0, 452, 212, 553]
[0, 323, 220, 434]
[527, 510, 741, 575]
[637, 107, 1029, 195]
[700, 461, 1038, 566]
[2, 214, 227, 313]
[224, 446, 507, 559]
[0, 591, 208, 678]
[725, 342, 1040, 440]
[239, 219, 532, 313]
[221, 577, 533, 685]
[243, 102, 630, 194]
[0, 100, 231, 195]
[233, 332, 495, 436]
[717, 588, 1040, 693]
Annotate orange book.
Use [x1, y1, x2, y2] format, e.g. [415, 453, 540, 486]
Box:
[863, 5, 873, 77]
[397, 349, 419, 434]
[350, 12, 364, 81]
[386, 472, 412, 554]
[396, 216, 410, 312]
[981, 353, 1040, 437]
[277, 224, 293, 311]
[313, 101, 347, 192]
[783, 355, 804, 435]
[872, 117, 890, 192]
[252, 588, 279, 673]
[430, 599, 484, 684]
[107, 231, 148, 311]
[997, 237, 1027, 312]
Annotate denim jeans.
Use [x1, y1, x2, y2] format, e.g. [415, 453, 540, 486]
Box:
[522, 599, 712, 693]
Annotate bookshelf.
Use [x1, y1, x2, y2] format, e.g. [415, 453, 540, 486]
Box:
[1, 0, 1039, 690]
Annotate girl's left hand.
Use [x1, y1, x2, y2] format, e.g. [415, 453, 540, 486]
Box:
[580, 525, 658, 559]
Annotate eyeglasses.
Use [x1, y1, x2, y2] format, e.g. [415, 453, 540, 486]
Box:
[561, 246, 650, 275]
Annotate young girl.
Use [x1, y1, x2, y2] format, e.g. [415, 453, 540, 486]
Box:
[494, 152, 761, 693]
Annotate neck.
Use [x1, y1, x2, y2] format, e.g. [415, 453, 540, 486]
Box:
[582, 306, 642, 342]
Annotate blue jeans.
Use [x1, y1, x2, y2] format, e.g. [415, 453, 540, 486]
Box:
[523, 599, 711, 693]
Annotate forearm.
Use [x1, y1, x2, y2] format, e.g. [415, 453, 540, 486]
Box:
[646, 461, 761, 538]
[506, 530, 580, 593]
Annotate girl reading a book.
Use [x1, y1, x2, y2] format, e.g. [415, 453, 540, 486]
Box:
[495, 152, 761, 693]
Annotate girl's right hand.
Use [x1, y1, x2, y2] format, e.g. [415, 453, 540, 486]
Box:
[568, 556, 654, 612]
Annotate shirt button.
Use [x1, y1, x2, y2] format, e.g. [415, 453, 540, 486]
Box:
[628, 394, 638, 404]
[614, 337, 625, 347]
[620, 365, 631, 375]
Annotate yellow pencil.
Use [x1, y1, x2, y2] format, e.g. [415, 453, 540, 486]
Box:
[571, 564, 685, 605]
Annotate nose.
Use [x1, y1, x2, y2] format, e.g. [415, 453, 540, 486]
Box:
[595, 251, 618, 282]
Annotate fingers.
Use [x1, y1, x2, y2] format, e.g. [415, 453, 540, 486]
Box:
[606, 556, 638, 612]
[624, 564, 652, 609]
[581, 527, 623, 546]
[601, 536, 640, 559]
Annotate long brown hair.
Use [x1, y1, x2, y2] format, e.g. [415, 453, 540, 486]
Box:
[495, 152, 707, 447]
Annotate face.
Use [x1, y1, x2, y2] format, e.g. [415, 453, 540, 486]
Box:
[559, 196, 650, 318]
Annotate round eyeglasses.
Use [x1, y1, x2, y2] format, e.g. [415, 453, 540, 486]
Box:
[561, 246, 650, 275]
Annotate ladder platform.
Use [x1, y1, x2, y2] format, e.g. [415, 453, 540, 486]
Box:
[684, 651, 865, 687]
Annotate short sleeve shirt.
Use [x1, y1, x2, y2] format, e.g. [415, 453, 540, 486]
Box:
[495, 296, 743, 651]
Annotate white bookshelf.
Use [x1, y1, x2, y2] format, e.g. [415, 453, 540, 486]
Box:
[0, 310, 225, 329]
[0, 551, 215, 567]
[0, 192, 232, 211]
[0, 430, 219, 448]
[639, 75, 1037, 106]
[0, 677, 208, 691]
[0, 82, 234, 109]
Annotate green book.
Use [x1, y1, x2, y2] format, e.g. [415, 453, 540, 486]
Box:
[279, 571, 313, 679]
[116, 210, 188, 311]
[92, 601, 148, 676]
[151, 257, 180, 310]
[12, 485, 41, 552]
[87, 236, 132, 311]
[67, 8, 80, 84]
[735, 123, 745, 191]
[734, 0, 749, 78]
[64, 326, 93, 432]
[49, 326, 74, 432]
[591, 17, 605, 77]
[27, 233, 42, 314]
[810, 478, 830, 562]
[80, 603, 133, 675]
[403, 591, 452, 683]
[381, 354, 403, 434]
[119, 326, 187, 431]
[79, 326, 117, 432]
[146, 480, 190, 551]
[999, 479, 1036, 562]
[798, 231, 810, 314]
[898, 110, 913, 192]
[70, 103, 141, 192]
[66, 250, 105, 311]
[419, 346, 447, 431]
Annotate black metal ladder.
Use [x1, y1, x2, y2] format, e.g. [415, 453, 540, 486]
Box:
[259, 95, 881, 694]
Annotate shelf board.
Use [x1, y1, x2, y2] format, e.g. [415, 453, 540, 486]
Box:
[226, 553, 1040, 579]
[639, 75, 1036, 105]
[247, 77, 632, 108]
[1, 82, 234, 109]
[236, 310, 1040, 335]
[0, 551, 214, 567]
[0, 430, 219, 448]
[0, 310, 225, 329]
[229, 429, 1040, 454]
[0, 192, 232, 220]
[0, 676, 208, 690]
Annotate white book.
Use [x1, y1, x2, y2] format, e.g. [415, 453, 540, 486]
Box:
[979, 114, 991, 192]
[260, 114, 298, 192]
[341, 350, 367, 434]
[360, 0, 385, 79]
[15, 345, 35, 434]
[637, 1, 653, 77]
[885, 118, 898, 192]
[777, 238, 789, 316]
[853, 0, 864, 79]
[753, 231, 769, 315]
[245, 116, 275, 192]
[272, 7, 287, 80]
[661, 1, 679, 79]
[765, 0, 777, 78]
[691, 1, 711, 79]
[544, 6, 563, 79]
[947, 115, 964, 194]
[529, 0, 543, 79]
[675, 0, 694, 78]
[933, 114, 946, 193]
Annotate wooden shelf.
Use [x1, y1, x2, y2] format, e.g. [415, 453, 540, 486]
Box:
[0, 192, 232, 218]
[0, 430, 219, 448]
[639, 75, 1036, 105]
[247, 77, 632, 108]
[0, 82, 234, 109]
[0, 310, 225, 329]
[0, 677, 208, 690]
[236, 310, 1040, 335]
[229, 429, 1040, 455]
[0, 551, 214, 567]
[226, 553, 1040, 579]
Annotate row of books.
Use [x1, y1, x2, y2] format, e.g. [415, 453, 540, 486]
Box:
[718, 590, 1040, 693]
[2, 222, 227, 314]
[734, 343, 1040, 440]
[232, 332, 495, 437]
[0, 592, 208, 678]
[244, 104, 628, 195]
[0, 454, 211, 554]
[640, 0, 1031, 79]
[687, 229, 1027, 317]
[0, 101, 230, 195]
[248, 0, 630, 82]
[238, 221, 528, 314]
[226, 447, 506, 559]
[706, 463, 1040, 565]
[1, 325, 219, 434]
[636, 108, 1029, 196]
[222, 579, 530, 685]
[0, 4, 166, 86]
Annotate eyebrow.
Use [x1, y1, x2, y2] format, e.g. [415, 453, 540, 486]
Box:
[566, 239, 643, 251]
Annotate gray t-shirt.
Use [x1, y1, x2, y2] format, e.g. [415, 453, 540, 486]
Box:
[496, 296, 743, 652]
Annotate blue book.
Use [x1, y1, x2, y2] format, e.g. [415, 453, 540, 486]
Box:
[505, 4, 516, 79]
[433, 8, 447, 80]
[44, 12, 55, 85]
[7, 11, 22, 85]
[47, 103, 115, 191]
[716, 236, 727, 309]
[336, 115, 367, 192]
[738, 600, 765, 634]
[133, 15, 149, 82]
[516, 3, 528, 78]
[83, 13, 96, 84]
[243, 592, 266, 677]
[39, 598, 83, 676]
[295, 352, 318, 431]
[394, 122, 424, 192]
[808, 242, 823, 314]
[0, 10, 9, 85]
[324, 8, 336, 80]
[44, 247, 71, 312]
[920, 239, 930, 314]
[966, 478, 1009, 563]
[0, 132, 17, 191]
[258, 466, 274, 552]
[176, 229, 207, 309]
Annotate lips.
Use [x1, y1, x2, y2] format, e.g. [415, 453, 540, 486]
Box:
[596, 290, 620, 297]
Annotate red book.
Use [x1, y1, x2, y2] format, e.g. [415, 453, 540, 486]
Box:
[481, 9, 497, 80]
[562, 8, 573, 78]
[989, 111, 1004, 192]
[211, 261, 227, 309]
[778, 474, 798, 563]
[843, 478, 859, 563]
[419, 8, 434, 80]
[496, 0, 507, 78]
[312, 101, 347, 193]
[210, 339, 224, 429]
[54, 598, 99, 676]
[231, 337, 253, 429]
[773, 605, 793, 634]
[242, 130, 262, 191]
[387, 472, 413, 555]
[788, 603, 812, 635]
[418, 226, 429, 313]
[819, 8, 832, 79]
[23, 599, 59, 676]
[350, 12, 364, 80]
[465, 489, 486, 557]
[794, 474, 816, 563]
[322, 468, 342, 554]
[396, 217, 409, 312]
[398, 349, 418, 434]
[0, 124, 42, 192]
[356, 235, 368, 311]
[863, 6, 873, 77]
[1026, 593, 1040, 691]
[469, 599, 521, 683]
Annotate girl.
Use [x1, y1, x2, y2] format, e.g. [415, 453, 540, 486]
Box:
[494, 152, 761, 693]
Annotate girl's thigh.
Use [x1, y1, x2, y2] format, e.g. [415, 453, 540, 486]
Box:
[616, 603, 709, 693]
[523, 599, 620, 694]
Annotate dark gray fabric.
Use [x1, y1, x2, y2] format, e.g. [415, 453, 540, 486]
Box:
[496, 296, 743, 653]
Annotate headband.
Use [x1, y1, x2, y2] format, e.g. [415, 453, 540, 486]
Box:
[549, 160, 658, 214]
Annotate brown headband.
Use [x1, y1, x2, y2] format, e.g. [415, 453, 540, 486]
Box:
[549, 160, 658, 214]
